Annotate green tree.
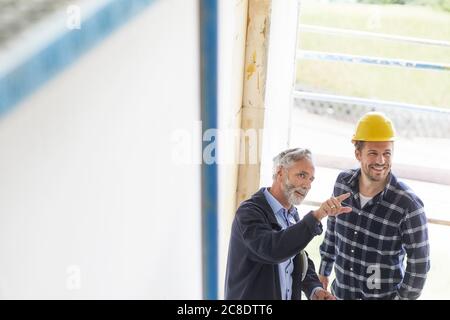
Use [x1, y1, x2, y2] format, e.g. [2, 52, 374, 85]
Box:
[439, 0, 450, 11]
[357, 0, 450, 11]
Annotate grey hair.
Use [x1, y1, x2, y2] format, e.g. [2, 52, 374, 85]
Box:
[272, 148, 312, 180]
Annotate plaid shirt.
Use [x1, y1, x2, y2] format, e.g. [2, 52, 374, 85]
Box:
[319, 169, 430, 300]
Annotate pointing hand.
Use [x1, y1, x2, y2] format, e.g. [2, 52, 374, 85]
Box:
[313, 193, 352, 221]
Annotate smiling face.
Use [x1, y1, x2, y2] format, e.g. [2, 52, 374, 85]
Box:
[355, 141, 393, 183]
[279, 158, 315, 206]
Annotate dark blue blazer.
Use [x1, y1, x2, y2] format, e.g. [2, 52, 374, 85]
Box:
[225, 188, 323, 300]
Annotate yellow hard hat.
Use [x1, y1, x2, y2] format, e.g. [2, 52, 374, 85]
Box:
[352, 112, 395, 142]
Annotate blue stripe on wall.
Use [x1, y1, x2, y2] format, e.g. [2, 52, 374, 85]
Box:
[200, 0, 218, 300]
[0, 0, 156, 117]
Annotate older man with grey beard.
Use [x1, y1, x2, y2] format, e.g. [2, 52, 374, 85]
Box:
[225, 148, 351, 300]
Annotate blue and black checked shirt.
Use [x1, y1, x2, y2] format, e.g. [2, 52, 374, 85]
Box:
[319, 169, 430, 300]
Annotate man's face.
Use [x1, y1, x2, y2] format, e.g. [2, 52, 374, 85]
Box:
[279, 158, 315, 206]
[355, 141, 393, 183]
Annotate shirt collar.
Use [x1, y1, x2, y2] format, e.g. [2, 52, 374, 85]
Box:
[263, 188, 296, 216]
[347, 169, 361, 191]
[381, 172, 394, 200]
[349, 168, 394, 202]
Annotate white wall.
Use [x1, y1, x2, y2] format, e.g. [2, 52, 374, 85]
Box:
[0, 0, 202, 299]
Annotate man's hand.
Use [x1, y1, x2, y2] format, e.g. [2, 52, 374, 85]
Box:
[313, 193, 352, 221]
[318, 275, 329, 290]
[312, 288, 336, 300]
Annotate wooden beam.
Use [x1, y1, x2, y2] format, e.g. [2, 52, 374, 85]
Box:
[236, 0, 272, 207]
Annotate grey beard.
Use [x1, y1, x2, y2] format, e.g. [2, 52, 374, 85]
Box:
[283, 178, 307, 206]
[287, 191, 303, 206]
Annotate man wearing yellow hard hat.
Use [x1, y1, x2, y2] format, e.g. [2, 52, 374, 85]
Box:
[318, 112, 430, 300]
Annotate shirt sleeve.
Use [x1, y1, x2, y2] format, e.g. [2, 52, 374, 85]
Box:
[319, 176, 347, 276]
[396, 205, 430, 300]
[319, 216, 336, 276]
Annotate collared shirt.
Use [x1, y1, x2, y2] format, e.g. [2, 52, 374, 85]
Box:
[263, 188, 297, 300]
[319, 169, 430, 300]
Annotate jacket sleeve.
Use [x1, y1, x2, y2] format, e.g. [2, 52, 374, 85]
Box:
[396, 205, 430, 300]
[235, 204, 322, 264]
